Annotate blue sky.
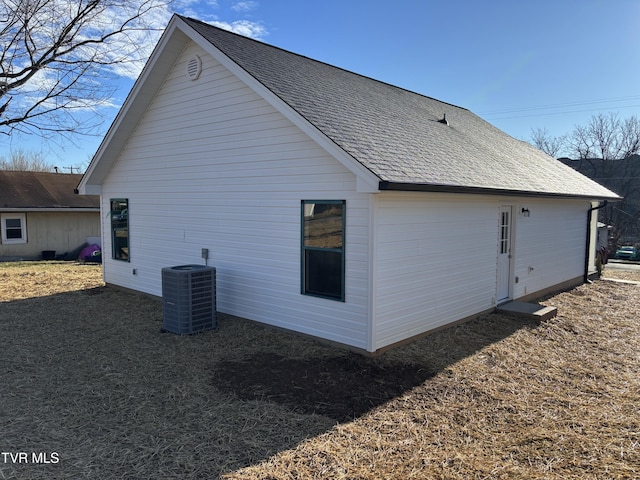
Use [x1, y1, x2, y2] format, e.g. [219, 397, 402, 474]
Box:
[3, 0, 639, 168]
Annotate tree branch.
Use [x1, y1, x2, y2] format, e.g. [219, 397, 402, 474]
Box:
[0, 0, 172, 137]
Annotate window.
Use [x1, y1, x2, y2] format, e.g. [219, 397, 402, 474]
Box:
[110, 199, 129, 261]
[500, 210, 510, 255]
[1, 213, 27, 244]
[301, 200, 345, 301]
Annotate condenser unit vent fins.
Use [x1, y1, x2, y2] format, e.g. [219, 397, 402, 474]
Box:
[162, 264, 216, 334]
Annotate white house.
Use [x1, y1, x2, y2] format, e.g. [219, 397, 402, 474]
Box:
[78, 15, 620, 353]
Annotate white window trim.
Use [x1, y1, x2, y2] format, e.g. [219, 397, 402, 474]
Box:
[1, 213, 27, 244]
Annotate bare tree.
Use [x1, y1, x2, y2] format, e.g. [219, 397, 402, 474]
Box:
[568, 113, 640, 161]
[0, 149, 53, 171]
[530, 127, 566, 158]
[562, 113, 640, 245]
[0, 0, 171, 139]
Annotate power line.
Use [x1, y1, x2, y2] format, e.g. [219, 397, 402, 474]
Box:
[479, 95, 640, 115]
[479, 96, 640, 120]
[483, 104, 640, 121]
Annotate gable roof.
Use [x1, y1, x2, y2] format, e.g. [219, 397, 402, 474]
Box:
[0, 171, 99, 210]
[79, 15, 620, 200]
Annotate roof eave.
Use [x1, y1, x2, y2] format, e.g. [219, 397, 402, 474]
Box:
[0, 207, 100, 212]
[378, 181, 623, 201]
[79, 15, 381, 195]
[78, 15, 190, 195]
[180, 16, 381, 193]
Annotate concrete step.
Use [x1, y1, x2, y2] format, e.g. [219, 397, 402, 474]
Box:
[496, 301, 557, 322]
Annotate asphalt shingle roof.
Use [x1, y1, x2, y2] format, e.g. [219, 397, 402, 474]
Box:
[182, 16, 619, 199]
[0, 171, 99, 209]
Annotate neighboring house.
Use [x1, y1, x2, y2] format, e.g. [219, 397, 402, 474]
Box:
[78, 15, 620, 353]
[559, 155, 640, 244]
[597, 222, 612, 251]
[0, 171, 100, 261]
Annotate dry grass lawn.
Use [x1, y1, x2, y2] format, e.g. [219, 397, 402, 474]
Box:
[0, 261, 638, 479]
[602, 266, 640, 283]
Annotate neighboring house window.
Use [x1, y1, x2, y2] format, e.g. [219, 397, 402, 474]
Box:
[110, 199, 129, 261]
[1, 213, 27, 244]
[301, 200, 345, 301]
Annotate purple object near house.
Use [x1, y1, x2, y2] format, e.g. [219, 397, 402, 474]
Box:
[79, 244, 101, 261]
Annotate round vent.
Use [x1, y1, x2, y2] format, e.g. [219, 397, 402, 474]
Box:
[186, 55, 202, 81]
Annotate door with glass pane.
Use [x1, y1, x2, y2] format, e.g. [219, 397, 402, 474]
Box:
[497, 206, 513, 303]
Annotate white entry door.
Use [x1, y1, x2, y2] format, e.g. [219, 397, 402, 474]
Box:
[497, 206, 513, 303]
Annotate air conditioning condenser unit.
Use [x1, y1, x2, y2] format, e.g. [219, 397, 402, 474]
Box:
[161, 265, 216, 334]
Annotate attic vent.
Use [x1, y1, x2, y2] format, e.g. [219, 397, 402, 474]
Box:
[186, 55, 202, 81]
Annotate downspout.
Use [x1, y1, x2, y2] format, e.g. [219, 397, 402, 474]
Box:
[584, 201, 608, 283]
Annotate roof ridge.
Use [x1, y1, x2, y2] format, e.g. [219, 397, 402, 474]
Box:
[178, 15, 468, 112]
[176, 14, 620, 199]
[77, 14, 618, 200]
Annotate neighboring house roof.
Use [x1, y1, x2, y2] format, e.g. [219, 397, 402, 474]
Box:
[80, 15, 620, 200]
[560, 155, 638, 199]
[0, 171, 99, 210]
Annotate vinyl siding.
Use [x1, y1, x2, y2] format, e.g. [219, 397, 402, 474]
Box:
[372, 192, 499, 350]
[511, 198, 589, 298]
[371, 193, 591, 351]
[0, 211, 100, 259]
[100, 42, 371, 350]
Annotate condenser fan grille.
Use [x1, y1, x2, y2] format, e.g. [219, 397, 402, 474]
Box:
[162, 265, 216, 334]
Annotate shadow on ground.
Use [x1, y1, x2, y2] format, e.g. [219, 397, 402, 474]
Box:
[212, 309, 540, 423]
[214, 352, 435, 422]
[0, 281, 539, 479]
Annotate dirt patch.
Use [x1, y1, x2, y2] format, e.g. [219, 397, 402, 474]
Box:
[214, 353, 432, 422]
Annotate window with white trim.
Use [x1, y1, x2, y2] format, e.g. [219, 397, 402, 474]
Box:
[1, 213, 27, 244]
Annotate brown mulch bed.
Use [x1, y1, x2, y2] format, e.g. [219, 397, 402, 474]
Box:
[0, 261, 638, 479]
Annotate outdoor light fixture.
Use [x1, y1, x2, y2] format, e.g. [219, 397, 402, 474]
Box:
[521, 207, 530, 217]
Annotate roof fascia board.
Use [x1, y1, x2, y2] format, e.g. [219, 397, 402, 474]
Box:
[379, 181, 623, 201]
[181, 19, 381, 193]
[80, 183, 102, 196]
[78, 16, 190, 195]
